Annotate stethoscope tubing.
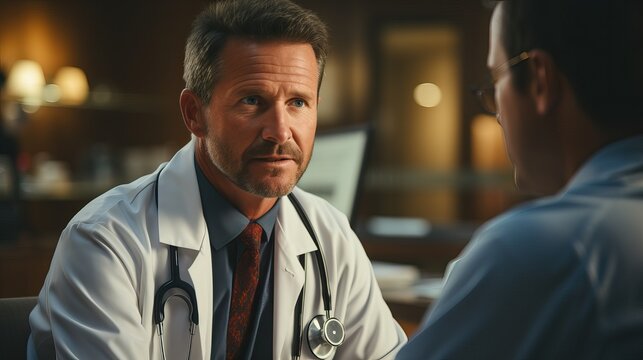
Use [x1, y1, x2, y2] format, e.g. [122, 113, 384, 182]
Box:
[286, 193, 333, 311]
[152, 165, 341, 359]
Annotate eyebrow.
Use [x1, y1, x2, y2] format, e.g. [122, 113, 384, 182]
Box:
[233, 83, 316, 99]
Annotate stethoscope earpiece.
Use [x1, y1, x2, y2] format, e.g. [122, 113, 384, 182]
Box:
[306, 314, 345, 359]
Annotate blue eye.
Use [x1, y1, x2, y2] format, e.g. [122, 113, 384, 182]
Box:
[242, 96, 259, 105]
[292, 99, 306, 108]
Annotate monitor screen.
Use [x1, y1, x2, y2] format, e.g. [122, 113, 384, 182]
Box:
[297, 126, 369, 223]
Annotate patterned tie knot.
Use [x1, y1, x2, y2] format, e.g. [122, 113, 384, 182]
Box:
[239, 222, 263, 250]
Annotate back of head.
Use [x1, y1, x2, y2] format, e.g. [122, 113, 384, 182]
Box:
[183, 0, 329, 103]
[499, 0, 643, 133]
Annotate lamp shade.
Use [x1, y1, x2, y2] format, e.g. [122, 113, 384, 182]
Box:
[53, 66, 89, 105]
[6, 60, 46, 102]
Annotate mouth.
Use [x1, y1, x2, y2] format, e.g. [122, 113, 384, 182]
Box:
[253, 156, 295, 162]
[244, 141, 303, 170]
[250, 156, 298, 169]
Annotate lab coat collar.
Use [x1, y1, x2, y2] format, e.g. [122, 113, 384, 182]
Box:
[277, 188, 319, 257]
[157, 138, 207, 251]
[157, 138, 213, 358]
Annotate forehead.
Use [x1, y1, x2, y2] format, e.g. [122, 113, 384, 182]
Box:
[487, 4, 507, 68]
[217, 37, 319, 88]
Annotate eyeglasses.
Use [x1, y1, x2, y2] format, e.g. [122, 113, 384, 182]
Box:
[471, 51, 530, 115]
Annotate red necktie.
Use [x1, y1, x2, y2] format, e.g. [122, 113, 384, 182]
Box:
[226, 222, 263, 360]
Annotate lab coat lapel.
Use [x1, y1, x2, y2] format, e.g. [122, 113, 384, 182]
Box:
[157, 139, 213, 358]
[157, 139, 205, 251]
[186, 235, 213, 358]
[273, 194, 318, 359]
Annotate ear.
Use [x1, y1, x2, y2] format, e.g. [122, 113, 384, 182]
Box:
[527, 50, 561, 116]
[179, 89, 207, 137]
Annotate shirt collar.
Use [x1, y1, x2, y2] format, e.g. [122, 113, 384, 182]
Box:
[194, 158, 281, 250]
[564, 135, 643, 192]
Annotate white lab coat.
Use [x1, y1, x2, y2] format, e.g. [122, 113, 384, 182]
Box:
[28, 139, 406, 359]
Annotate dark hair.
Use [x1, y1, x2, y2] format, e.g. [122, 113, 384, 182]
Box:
[498, 0, 643, 130]
[183, 0, 329, 103]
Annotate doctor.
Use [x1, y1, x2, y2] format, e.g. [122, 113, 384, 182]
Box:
[28, 0, 406, 359]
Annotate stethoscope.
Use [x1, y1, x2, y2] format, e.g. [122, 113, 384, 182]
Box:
[152, 166, 345, 359]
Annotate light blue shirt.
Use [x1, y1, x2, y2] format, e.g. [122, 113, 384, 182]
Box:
[397, 136, 643, 359]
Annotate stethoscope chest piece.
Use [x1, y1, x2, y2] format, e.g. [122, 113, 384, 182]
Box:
[307, 314, 345, 359]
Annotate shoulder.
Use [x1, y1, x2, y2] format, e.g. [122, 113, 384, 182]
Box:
[70, 172, 156, 226]
[441, 191, 622, 304]
[59, 171, 158, 253]
[474, 188, 629, 262]
[476, 194, 598, 253]
[47, 172, 161, 288]
[450, 195, 600, 288]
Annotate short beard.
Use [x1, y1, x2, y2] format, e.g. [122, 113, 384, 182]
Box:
[205, 136, 310, 198]
[238, 163, 306, 197]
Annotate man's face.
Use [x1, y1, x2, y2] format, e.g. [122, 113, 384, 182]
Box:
[487, 4, 562, 195]
[198, 38, 318, 198]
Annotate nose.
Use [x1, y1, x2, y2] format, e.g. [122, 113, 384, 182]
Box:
[261, 105, 292, 145]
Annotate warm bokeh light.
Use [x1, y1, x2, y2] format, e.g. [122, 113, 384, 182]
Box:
[413, 82, 442, 108]
[53, 66, 89, 105]
[42, 83, 61, 103]
[6, 59, 45, 102]
[471, 114, 511, 170]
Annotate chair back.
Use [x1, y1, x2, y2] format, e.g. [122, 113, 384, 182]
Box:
[0, 297, 38, 359]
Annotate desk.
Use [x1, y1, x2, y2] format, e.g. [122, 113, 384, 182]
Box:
[360, 225, 472, 273]
[386, 296, 432, 336]
[360, 227, 474, 336]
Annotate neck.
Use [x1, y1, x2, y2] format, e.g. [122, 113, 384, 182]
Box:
[557, 103, 612, 186]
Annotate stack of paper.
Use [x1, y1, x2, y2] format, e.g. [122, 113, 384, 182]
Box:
[371, 261, 421, 290]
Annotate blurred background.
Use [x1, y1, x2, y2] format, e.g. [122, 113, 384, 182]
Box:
[0, 0, 533, 334]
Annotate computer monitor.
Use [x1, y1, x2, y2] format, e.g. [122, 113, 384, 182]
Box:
[297, 125, 370, 225]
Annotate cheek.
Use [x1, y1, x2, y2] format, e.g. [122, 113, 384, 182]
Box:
[496, 86, 513, 134]
[302, 124, 317, 153]
[495, 83, 525, 161]
[292, 111, 317, 141]
[496, 81, 512, 118]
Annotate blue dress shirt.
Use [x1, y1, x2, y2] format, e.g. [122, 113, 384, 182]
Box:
[194, 161, 280, 360]
[397, 135, 643, 359]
